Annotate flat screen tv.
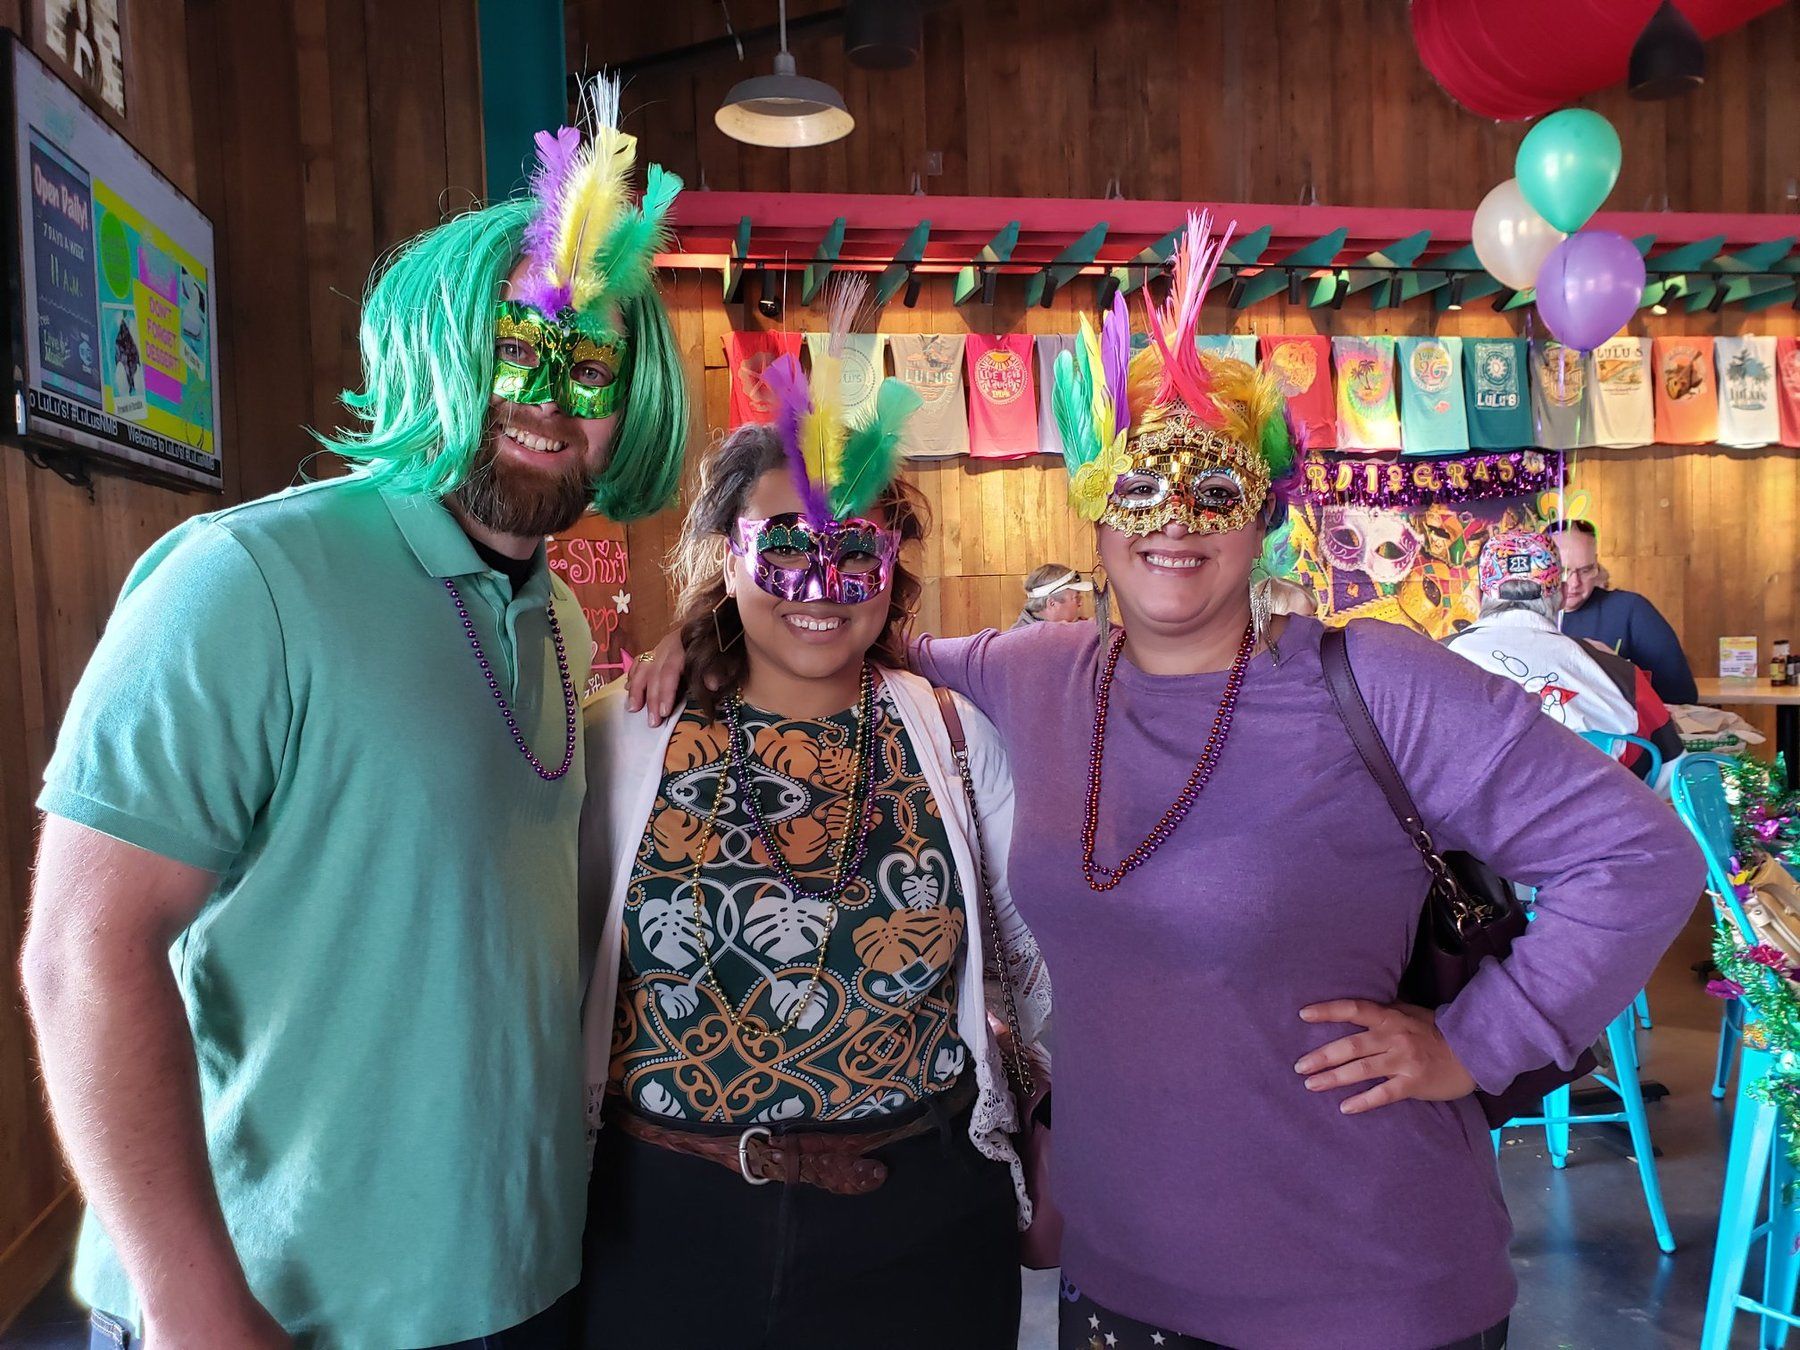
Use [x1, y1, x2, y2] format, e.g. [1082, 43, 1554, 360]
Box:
[1, 32, 222, 490]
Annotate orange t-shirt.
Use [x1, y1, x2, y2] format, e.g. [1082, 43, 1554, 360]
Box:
[1651, 336, 1718, 445]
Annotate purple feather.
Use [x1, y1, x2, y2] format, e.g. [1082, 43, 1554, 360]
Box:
[1102, 291, 1131, 439]
[515, 127, 581, 313]
[760, 355, 832, 528]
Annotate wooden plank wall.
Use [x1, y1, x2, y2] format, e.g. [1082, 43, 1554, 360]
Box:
[590, 0, 1800, 747]
[0, 0, 485, 1326]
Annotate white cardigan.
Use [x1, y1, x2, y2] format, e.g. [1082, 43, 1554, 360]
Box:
[577, 667, 1051, 1224]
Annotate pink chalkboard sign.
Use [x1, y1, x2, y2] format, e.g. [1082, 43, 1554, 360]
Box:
[546, 519, 632, 698]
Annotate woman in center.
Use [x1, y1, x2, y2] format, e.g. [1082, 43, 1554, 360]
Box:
[577, 351, 1047, 1349]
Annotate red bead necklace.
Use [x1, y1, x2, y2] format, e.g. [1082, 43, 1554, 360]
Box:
[1081, 623, 1257, 892]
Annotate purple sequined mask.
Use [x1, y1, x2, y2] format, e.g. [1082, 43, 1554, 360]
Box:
[730, 512, 900, 605]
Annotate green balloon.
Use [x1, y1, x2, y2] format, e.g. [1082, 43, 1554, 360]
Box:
[1515, 108, 1622, 234]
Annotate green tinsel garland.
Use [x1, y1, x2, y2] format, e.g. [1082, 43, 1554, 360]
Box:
[1709, 754, 1800, 1167]
[1722, 754, 1800, 871]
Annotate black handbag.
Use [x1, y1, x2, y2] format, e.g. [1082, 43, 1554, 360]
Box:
[1320, 625, 1597, 1128]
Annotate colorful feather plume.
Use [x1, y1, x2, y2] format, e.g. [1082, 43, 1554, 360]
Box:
[1053, 290, 1132, 475]
[1140, 211, 1234, 427]
[514, 73, 682, 321]
[761, 275, 918, 529]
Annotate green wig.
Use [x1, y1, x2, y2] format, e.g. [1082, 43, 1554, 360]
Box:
[317, 198, 688, 523]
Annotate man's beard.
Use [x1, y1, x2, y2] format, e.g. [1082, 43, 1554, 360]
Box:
[449, 436, 597, 539]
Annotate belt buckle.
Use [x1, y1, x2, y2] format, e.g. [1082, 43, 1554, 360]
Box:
[738, 1125, 774, 1185]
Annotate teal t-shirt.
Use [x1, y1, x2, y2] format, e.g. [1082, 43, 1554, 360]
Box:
[39, 476, 591, 1348]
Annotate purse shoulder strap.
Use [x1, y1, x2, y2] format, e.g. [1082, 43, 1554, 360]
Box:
[931, 685, 1034, 1099]
[933, 684, 968, 755]
[1319, 625, 1437, 865]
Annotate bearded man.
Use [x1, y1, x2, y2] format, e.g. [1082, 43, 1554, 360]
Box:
[20, 84, 685, 1349]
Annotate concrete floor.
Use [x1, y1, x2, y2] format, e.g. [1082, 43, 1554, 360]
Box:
[3, 903, 1774, 1350]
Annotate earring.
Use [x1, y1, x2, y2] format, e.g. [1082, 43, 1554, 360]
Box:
[712, 595, 743, 652]
[1250, 576, 1272, 650]
[1091, 563, 1113, 648]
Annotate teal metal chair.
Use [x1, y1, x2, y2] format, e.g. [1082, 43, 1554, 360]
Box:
[1580, 730, 1667, 1052]
[1675, 755, 1800, 1350]
[1491, 731, 1676, 1253]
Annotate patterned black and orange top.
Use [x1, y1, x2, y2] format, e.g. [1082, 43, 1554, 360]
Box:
[608, 683, 969, 1124]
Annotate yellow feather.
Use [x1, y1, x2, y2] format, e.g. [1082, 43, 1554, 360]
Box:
[553, 128, 637, 308]
[1079, 315, 1111, 442]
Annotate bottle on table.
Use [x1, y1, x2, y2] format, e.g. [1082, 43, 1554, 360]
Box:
[1776, 640, 1793, 686]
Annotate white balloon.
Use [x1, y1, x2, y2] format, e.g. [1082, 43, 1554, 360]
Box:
[1472, 179, 1568, 292]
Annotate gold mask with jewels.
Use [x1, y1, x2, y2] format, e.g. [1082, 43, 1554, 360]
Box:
[1101, 404, 1272, 537]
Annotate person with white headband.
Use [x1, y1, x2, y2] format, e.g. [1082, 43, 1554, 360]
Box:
[1012, 562, 1094, 629]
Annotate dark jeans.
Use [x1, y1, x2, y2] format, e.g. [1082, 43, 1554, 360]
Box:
[579, 1096, 1020, 1350]
[89, 1293, 574, 1350]
[1057, 1285, 1507, 1350]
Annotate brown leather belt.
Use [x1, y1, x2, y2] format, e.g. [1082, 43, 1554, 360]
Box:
[603, 1078, 975, 1197]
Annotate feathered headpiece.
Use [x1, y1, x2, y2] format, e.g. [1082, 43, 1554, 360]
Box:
[512, 74, 681, 336]
[760, 275, 921, 529]
[1053, 211, 1300, 524]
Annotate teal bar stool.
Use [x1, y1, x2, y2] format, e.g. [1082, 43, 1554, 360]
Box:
[1581, 730, 1666, 1056]
[1491, 731, 1675, 1251]
[1675, 755, 1800, 1350]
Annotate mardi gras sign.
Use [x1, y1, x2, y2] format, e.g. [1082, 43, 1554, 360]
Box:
[1298, 449, 1562, 510]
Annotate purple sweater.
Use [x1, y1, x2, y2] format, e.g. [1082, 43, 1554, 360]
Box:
[914, 615, 1703, 1350]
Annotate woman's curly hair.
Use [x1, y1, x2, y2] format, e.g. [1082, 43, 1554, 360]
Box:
[668, 423, 929, 719]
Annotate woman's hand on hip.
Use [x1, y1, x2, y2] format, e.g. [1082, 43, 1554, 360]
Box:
[1293, 999, 1476, 1114]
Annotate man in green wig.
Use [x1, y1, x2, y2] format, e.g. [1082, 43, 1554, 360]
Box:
[21, 79, 686, 1348]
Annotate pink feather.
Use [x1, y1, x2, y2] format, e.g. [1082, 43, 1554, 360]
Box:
[1143, 211, 1236, 428]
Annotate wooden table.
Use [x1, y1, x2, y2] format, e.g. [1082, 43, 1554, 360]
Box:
[1694, 678, 1800, 789]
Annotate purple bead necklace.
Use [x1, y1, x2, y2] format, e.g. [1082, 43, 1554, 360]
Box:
[444, 577, 577, 781]
[1081, 622, 1255, 891]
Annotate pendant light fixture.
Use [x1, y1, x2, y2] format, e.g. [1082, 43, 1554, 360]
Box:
[716, 0, 854, 148]
[1629, 0, 1705, 101]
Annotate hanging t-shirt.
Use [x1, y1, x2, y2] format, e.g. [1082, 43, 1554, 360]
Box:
[888, 334, 970, 459]
[804, 332, 888, 426]
[1396, 336, 1469, 456]
[1332, 335, 1402, 453]
[965, 334, 1038, 459]
[1195, 334, 1257, 366]
[1778, 337, 1800, 450]
[1652, 336, 1718, 445]
[1715, 335, 1779, 449]
[723, 331, 804, 429]
[1036, 334, 1076, 455]
[1260, 335, 1335, 450]
[1462, 338, 1534, 450]
[1586, 337, 1654, 449]
[1530, 339, 1590, 451]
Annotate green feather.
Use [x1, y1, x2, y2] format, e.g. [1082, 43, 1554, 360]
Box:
[831, 378, 922, 519]
[584, 165, 682, 314]
[1052, 345, 1099, 476]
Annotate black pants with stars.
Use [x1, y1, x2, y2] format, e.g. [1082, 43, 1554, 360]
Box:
[1057, 1285, 1508, 1350]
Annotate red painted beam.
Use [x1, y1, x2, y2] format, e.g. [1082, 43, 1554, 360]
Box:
[660, 192, 1798, 271]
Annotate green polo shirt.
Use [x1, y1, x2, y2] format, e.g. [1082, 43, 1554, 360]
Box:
[39, 475, 591, 1348]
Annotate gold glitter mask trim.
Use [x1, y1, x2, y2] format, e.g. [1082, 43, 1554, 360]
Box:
[1102, 411, 1271, 537]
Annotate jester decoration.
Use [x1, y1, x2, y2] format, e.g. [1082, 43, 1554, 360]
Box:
[1052, 210, 1298, 576]
[732, 279, 923, 606]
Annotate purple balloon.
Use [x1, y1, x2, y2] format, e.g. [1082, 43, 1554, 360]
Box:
[1534, 231, 1646, 352]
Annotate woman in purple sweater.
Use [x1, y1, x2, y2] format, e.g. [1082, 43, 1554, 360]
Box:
[630, 219, 1703, 1349]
